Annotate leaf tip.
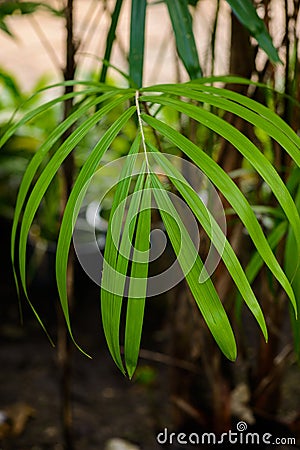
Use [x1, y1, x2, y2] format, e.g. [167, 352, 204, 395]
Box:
[127, 367, 136, 380]
[225, 343, 237, 362]
[229, 352, 237, 362]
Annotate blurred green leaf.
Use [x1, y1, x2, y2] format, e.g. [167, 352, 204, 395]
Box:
[226, 0, 281, 63]
[100, 136, 141, 372]
[0, 1, 63, 37]
[165, 0, 202, 79]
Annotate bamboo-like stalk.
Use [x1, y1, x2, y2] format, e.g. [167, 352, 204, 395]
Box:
[57, 0, 76, 448]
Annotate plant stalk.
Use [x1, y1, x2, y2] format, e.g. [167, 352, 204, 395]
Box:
[57, 0, 76, 449]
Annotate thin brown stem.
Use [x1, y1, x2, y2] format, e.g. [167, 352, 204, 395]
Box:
[57, 1, 76, 449]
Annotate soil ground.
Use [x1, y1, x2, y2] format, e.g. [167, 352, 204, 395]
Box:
[1, 227, 300, 450]
[0, 259, 168, 450]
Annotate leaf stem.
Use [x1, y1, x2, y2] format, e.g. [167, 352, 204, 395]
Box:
[135, 90, 150, 173]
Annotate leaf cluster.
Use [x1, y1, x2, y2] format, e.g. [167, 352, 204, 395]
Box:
[1, 77, 300, 376]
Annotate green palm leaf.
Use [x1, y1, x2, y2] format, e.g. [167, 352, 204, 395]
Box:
[150, 172, 237, 360]
[189, 82, 300, 150]
[11, 92, 117, 269]
[56, 106, 136, 355]
[100, 0, 124, 83]
[17, 92, 134, 301]
[125, 175, 151, 378]
[141, 113, 296, 314]
[226, 0, 281, 63]
[6, 74, 300, 372]
[100, 136, 142, 372]
[165, 0, 202, 79]
[235, 221, 288, 321]
[101, 163, 146, 373]
[144, 83, 300, 168]
[148, 146, 267, 340]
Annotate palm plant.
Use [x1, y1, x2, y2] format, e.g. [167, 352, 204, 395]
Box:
[1, 0, 300, 443]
